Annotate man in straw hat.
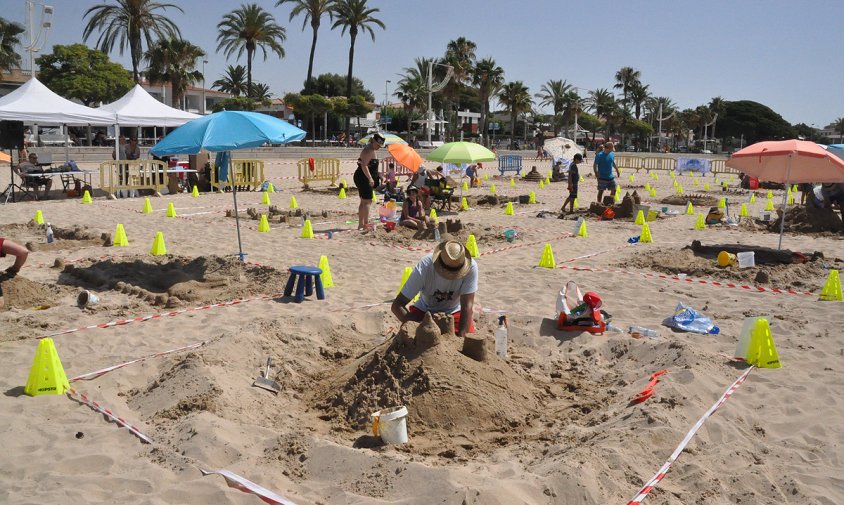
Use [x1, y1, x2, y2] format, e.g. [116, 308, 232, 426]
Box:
[391, 240, 478, 337]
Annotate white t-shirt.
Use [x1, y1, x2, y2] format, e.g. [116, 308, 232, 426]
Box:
[401, 254, 478, 313]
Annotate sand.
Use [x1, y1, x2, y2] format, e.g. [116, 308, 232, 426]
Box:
[1, 157, 843, 505]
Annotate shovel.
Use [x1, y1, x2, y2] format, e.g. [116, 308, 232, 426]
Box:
[253, 357, 281, 394]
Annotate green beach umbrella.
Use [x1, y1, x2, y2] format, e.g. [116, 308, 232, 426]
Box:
[427, 141, 497, 163]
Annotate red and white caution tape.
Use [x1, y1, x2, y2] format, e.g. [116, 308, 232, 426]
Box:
[479, 233, 572, 256]
[627, 366, 754, 504]
[69, 341, 207, 382]
[200, 469, 298, 505]
[67, 387, 154, 444]
[558, 265, 815, 296]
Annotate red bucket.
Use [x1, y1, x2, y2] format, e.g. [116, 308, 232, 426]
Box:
[385, 221, 396, 231]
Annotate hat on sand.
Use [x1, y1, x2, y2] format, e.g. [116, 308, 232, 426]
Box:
[432, 240, 472, 280]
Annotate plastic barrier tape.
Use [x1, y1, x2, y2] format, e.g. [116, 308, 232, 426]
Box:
[67, 387, 154, 444]
[200, 469, 298, 505]
[69, 341, 207, 382]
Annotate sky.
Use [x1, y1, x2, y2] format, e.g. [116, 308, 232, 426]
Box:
[6, 0, 843, 128]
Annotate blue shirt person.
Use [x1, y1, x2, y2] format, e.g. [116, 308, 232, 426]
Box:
[593, 142, 620, 203]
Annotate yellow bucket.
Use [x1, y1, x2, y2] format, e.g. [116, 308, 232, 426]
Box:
[647, 210, 657, 222]
[717, 251, 736, 267]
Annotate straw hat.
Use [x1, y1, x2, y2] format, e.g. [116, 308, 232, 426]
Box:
[432, 240, 472, 280]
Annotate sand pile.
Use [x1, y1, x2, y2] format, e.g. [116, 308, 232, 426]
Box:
[0, 275, 72, 311]
[769, 205, 844, 233]
[315, 313, 541, 454]
[0, 221, 108, 252]
[661, 193, 718, 206]
[365, 220, 521, 247]
[59, 255, 287, 307]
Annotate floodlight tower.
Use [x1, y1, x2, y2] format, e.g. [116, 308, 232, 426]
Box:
[24, 0, 54, 76]
[426, 62, 453, 145]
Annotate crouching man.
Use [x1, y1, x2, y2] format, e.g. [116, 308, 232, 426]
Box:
[391, 240, 478, 338]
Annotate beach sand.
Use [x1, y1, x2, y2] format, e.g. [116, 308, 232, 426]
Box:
[1, 157, 842, 504]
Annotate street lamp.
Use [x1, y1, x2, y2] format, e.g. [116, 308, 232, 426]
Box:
[25, 1, 53, 76]
[383, 79, 391, 130]
[202, 59, 208, 114]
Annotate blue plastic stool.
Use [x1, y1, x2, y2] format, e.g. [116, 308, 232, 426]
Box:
[284, 266, 325, 302]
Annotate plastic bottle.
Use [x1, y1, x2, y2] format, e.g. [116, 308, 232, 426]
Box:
[494, 315, 508, 359]
[434, 227, 441, 242]
[46, 223, 54, 244]
[628, 325, 659, 338]
[606, 322, 624, 333]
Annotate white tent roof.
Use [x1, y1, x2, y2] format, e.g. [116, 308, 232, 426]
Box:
[0, 77, 116, 125]
[99, 84, 200, 127]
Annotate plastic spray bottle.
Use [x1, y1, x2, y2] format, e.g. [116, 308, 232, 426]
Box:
[495, 315, 508, 359]
[46, 222, 54, 244]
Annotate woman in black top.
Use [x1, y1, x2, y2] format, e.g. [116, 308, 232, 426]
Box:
[353, 132, 384, 230]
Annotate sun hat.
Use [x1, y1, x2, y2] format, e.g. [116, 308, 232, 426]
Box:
[432, 240, 472, 280]
[407, 185, 419, 193]
[372, 132, 385, 145]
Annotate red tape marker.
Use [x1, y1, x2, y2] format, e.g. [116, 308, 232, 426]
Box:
[67, 387, 153, 444]
[69, 341, 207, 382]
[201, 469, 298, 505]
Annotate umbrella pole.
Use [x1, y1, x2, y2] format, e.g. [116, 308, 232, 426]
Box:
[230, 153, 245, 261]
[777, 155, 792, 250]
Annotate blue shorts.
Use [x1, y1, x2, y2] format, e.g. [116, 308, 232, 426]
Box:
[597, 178, 617, 192]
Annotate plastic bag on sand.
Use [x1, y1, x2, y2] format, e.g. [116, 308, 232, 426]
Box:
[662, 303, 720, 334]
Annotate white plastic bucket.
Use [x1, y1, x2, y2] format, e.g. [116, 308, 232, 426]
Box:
[737, 251, 755, 268]
[371, 406, 408, 444]
[759, 211, 771, 221]
[77, 290, 99, 307]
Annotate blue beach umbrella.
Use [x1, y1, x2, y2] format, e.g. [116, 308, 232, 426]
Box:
[151, 111, 306, 260]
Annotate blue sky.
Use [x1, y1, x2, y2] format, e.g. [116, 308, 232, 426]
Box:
[6, 0, 843, 127]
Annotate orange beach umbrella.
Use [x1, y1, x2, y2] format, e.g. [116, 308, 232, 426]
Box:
[0, 152, 10, 163]
[387, 143, 423, 172]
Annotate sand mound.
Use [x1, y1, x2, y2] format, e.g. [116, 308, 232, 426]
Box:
[314, 314, 541, 453]
[617, 247, 835, 288]
[770, 205, 844, 233]
[660, 193, 718, 206]
[0, 221, 108, 252]
[59, 255, 287, 307]
[0, 275, 72, 311]
[363, 220, 520, 248]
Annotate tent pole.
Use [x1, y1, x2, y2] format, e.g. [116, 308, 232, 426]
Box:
[230, 153, 245, 261]
[63, 123, 69, 164]
[777, 155, 791, 250]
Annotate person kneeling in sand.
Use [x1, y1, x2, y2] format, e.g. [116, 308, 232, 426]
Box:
[0, 237, 29, 309]
[399, 186, 431, 229]
[391, 240, 478, 338]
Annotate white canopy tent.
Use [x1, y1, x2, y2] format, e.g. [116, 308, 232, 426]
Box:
[98, 84, 200, 127]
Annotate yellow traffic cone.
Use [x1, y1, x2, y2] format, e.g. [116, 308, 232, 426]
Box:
[81, 190, 92, 204]
[528, 191, 536, 204]
[573, 197, 579, 209]
[489, 183, 496, 194]
[767, 190, 773, 199]
[483, 174, 488, 181]
[258, 214, 270, 232]
[735, 317, 781, 368]
[693, 178, 699, 186]
[261, 191, 271, 205]
[787, 193, 795, 205]
[191, 185, 199, 197]
[267, 182, 275, 193]
[397, 266, 413, 294]
[579, 175, 585, 183]
[338, 187, 347, 199]
[429, 207, 438, 220]
[635, 209, 645, 225]
[142, 197, 153, 214]
[504, 201, 514, 215]
[628, 174, 635, 183]
[739, 203, 749, 217]
[461, 197, 469, 211]
[704, 182, 710, 190]
[695, 213, 706, 230]
[510, 178, 516, 188]
[465, 234, 480, 258]
[677, 185, 684, 194]
[750, 193, 756, 203]
[150, 231, 167, 256]
[301, 219, 314, 239]
[24, 338, 70, 396]
[539, 180, 544, 189]
[649, 188, 657, 198]
[791, 184, 798, 193]
[686, 201, 694, 215]
[544, 177, 551, 185]
[547, 170, 552, 179]
[640, 222, 653, 243]
[718, 197, 726, 209]
[166, 202, 177, 217]
[113, 223, 129, 246]
[819, 270, 843, 301]
[34, 210, 44, 225]
[462, 181, 469, 191]
[577, 219, 588, 238]
[673, 179, 678, 188]
[538, 243, 556, 269]
[645, 182, 651, 192]
[318, 255, 334, 288]
[653, 172, 659, 181]
[289, 196, 298, 209]
[764, 198, 775, 211]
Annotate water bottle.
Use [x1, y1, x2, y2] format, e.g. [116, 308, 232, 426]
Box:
[434, 227, 441, 241]
[494, 315, 508, 359]
[628, 325, 659, 339]
[606, 322, 624, 334]
[46, 223, 54, 244]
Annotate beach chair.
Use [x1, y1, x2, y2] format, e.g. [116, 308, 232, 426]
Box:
[426, 178, 454, 211]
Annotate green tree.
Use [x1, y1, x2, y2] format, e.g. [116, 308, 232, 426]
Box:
[143, 37, 205, 108]
[589, 88, 618, 141]
[442, 37, 477, 137]
[330, 0, 384, 137]
[347, 94, 372, 133]
[211, 96, 259, 112]
[834, 117, 844, 143]
[217, 3, 286, 98]
[307, 72, 373, 101]
[249, 82, 273, 101]
[628, 82, 650, 120]
[497, 81, 531, 149]
[277, 0, 333, 93]
[0, 17, 24, 73]
[561, 90, 585, 139]
[471, 57, 504, 145]
[82, 0, 182, 83]
[613, 66, 641, 112]
[35, 44, 133, 105]
[213, 64, 249, 96]
[576, 112, 603, 146]
[535, 79, 572, 136]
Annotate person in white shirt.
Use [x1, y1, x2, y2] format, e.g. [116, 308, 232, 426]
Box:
[391, 240, 478, 337]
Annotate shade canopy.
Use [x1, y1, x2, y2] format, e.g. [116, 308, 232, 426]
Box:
[726, 139, 844, 183]
[427, 141, 496, 163]
[150, 110, 306, 156]
[0, 77, 116, 126]
[99, 84, 200, 127]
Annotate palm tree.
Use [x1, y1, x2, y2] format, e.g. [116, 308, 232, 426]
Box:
[628, 82, 650, 120]
[834, 117, 844, 143]
[708, 96, 726, 144]
[82, 0, 182, 83]
[561, 90, 584, 139]
[330, 0, 385, 137]
[249, 82, 273, 102]
[590, 88, 618, 142]
[444, 37, 476, 84]
[498, 81, 531, 149]
[213, 64, 249, 96]
[277, 0, 333, 93]
[143, 37, 205, 108]
[535, 79, 572, 136]
[613, 66, 641, 111]
[0, 17, 24, 73]
[471, 57, 504, 145]
[217, 3, 286, 98]
[397, 58, 433, 134]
